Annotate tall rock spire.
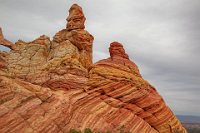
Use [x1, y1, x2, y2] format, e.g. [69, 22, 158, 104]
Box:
[53, 4, 93, 69]
[66, 4, 86, 30]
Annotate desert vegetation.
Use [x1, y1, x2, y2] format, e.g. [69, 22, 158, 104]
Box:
[69, 127, 131, 133]
[70, 128, 200, 133]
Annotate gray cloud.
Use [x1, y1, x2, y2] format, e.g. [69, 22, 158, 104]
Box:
[0, 0, 200, 116]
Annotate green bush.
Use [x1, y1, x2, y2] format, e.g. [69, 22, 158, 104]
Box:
[69, 128, 131, 133]
[84, 128, 92, 133]
[69, 129, 82, 133]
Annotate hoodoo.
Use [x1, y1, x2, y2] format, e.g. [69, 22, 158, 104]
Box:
[0, 4, 187, 133]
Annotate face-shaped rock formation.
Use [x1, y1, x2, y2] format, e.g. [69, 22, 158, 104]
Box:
[0, 4, 187, 133]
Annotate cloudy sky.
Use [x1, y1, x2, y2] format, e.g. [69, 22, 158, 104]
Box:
[0, 0, 200, 116]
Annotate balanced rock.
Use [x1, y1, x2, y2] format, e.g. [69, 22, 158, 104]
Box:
[66, 4, 86, 30]
[0, 3, 187, 133]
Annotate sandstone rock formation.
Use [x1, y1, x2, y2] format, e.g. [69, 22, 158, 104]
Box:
[0, 28, 15, 50]
[0, 4, 187, 133]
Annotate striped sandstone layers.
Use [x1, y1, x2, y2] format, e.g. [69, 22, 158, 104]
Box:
[0, 4, 187, 133]
[87, 42, 187, 133]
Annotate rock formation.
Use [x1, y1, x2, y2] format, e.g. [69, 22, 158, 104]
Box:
[0, 4, 187, 133]
[0, 28, 15, 50]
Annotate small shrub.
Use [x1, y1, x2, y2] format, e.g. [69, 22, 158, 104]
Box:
[70, 129, 82, 133]
[84, 128, 92, 133]
[120, 125, 125, 133]
[69, 128, 131, 133]
[119, 125, 131, 133]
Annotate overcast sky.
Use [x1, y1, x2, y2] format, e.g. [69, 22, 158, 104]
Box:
[0, 0, 200, 116]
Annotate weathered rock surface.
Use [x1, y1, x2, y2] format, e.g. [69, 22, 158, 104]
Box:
[0, 4, 187, 133]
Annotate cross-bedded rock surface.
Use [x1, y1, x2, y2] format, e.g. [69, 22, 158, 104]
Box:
[0, 4, 187, 133]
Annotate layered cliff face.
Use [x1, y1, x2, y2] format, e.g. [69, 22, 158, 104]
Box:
[0, 4, 187, 133]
